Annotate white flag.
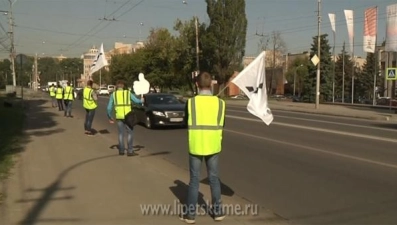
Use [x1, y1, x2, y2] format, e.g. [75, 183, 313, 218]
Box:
[89, 43, 108, 75]
[231, 51, 273, 125]
[328, 13, 336, 33]
[344, 10, 354, 54]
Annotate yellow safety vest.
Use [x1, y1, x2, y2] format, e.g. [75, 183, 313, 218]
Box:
[55, 87, 63, 99]
[83, 87, 97, 110]
[63, 86, 73, 100]
[49, 87, 55, 97]
[113, 89, 131, 120]
[187, 95, 225, 156]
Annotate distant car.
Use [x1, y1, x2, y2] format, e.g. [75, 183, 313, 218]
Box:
[134, 93, 186, 129]
[98, 87, 109, 96]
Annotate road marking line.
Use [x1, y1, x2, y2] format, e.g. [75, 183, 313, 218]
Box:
[226, 109, 396, 133]
[226, 104, 385, 121]
[226, 115, 397, 144]
[225, 129, 397, 170]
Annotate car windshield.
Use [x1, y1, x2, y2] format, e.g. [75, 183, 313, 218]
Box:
[146, 95, 180, 105]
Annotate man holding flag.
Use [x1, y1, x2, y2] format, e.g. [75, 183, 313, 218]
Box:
[181, 72, 226, 223]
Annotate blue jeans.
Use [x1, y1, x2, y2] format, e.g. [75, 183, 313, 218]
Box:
[186, 153, 222, 217]
[64, 100, 73, 116]
[117, 120, 133, 153]
[84, 109, 95, 131]
[51, 97, 57, 107]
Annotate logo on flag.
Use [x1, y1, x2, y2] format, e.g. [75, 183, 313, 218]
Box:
[231, 51, 273, 125]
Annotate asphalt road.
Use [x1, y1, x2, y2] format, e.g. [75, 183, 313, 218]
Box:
[73, 97, 397, 225]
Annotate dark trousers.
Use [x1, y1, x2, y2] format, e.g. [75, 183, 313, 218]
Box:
[57, 99, 64, 111]
[84, 109, 96, 132]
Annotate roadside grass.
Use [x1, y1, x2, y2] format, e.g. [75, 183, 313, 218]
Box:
[0, 97, 25, 180]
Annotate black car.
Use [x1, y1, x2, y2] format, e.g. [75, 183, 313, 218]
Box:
[134, 93, 186, 129]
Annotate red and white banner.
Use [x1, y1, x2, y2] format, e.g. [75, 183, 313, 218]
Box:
[386, 4, 397, 52]
[344, 10, 354, 54]
[363, 7, 377, 53]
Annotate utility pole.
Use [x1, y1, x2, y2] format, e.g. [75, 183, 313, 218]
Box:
[34, 53, 38, 91]
[195, 16, 200, 73]
[351, 38, 355, 104]
[315, 0, 321, 109]
[332, 15, 336, 103]
[342, 42, 345, 103]
[8, 0, 16, 87]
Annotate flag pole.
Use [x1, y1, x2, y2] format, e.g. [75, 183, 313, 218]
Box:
[216, 82, 232, 97]
[99, 68, 102, 88]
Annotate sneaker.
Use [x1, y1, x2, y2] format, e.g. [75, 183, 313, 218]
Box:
[86, 132, 94, 136]
[179, 214, 195, 224]
[213, 212, 226, 221]
[119, 152, 125, 156]
[127, 152, 138, 157]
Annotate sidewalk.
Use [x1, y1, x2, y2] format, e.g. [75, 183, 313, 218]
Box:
[226, 100, 397, 121]
[0, 99, 287, 225]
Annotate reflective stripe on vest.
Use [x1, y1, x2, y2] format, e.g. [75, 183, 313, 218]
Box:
[113, 90, 131, 119]
[55, 87, 63, 99]
[63, 86, 73, 100]
[49, 87, 55, 96]
[187, 96, 225, 156]
[83, 87, 97, 109]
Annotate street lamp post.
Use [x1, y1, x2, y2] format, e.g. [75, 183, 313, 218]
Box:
[373, 49, 383, 106]
[183, 0, 200, 95]
[293, 64, 303, 97]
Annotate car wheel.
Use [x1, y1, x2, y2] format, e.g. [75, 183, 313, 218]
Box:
[145, 115, 152, 129]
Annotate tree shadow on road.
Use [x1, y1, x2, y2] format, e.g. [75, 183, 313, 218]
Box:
[15, 154, 118, 225]
[0, 98, 62, 178]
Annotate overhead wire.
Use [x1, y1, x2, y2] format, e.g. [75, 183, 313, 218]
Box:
[63, 0, 134, 51]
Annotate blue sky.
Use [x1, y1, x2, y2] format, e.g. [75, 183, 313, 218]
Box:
[0, 0, 395, 59]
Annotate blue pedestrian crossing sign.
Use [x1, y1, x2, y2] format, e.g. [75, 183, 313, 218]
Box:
[386, 68, 397, 80]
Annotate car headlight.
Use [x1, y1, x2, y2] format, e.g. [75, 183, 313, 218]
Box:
[152, 111, 165, 117]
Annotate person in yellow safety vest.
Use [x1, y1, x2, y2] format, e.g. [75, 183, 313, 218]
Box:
[179, 72, 226, 224]
[83, 80, 98, 136]
[49, 84, 57, 108]
[107, 80, 142, 156]
[63, 82, 74, 118]
[55, 83, 64, 111]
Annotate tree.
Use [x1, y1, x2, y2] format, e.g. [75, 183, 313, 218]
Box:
[285, 56, 309, 97]
[356, 53, 380, 99]
[267, 31, 287, 94]
[0, 59, 12, 88]
[173, 18, 207, 93]
[204, 0, 247, 86]
[334, 47, 353, 101]
[304, 34, 332, 102]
